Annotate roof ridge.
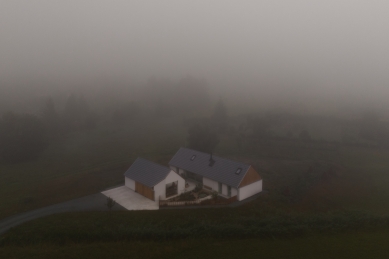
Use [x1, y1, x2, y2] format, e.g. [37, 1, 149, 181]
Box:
[179, 147, 250, 167]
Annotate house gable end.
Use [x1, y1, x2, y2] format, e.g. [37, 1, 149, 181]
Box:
[238, 166, 261, 188]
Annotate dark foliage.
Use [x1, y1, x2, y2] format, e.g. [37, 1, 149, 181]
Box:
[244, 114, 271, 139]
[299, 129, 312, 142]
[63, 94, 99, 131]
[187, 121, 219, 153]
[359, 111, 389, 146]
[0, 112, 48, 163]
[112, 102, 141, 124]
[40, 97, 60, 135]
[211, 98, 228, 133]
[143, 76, 210, 117]
[177, 192, 196, 201]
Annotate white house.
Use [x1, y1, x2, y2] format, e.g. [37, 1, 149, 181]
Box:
[124, 158, 185, 201]
[169, 148, 262, 201]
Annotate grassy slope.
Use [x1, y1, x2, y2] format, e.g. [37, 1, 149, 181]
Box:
[1, 230, 389, 259]
[338, 147, 389, 214]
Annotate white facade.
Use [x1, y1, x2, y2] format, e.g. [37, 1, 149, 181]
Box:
[203, 177, 237, 197]
[125, 170, 185, 202]
[125, 177, 135, 190]
[171, 167, 261, 201]
[153, 181, 165, 202]
[154, 170, 185, 201]
[238, 180, 262, 201]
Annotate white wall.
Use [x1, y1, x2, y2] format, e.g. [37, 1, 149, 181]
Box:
[154, 181, 165, 202]
[165, 170, 185, 194]
[231, 187, 238, 197]
[154, 170, 185, 201]
[238, 180, 262, 201]
[125, 177, 135, 190]
[222, 184, 228, 196]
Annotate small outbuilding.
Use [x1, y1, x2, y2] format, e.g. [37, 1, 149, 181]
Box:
[124, 158, 185, 201]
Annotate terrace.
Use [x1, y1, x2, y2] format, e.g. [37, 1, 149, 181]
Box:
[159, 179, 238, 207]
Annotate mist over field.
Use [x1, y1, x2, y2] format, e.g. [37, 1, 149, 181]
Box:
[3, 2, 389, 257]
[1, 1, 389, 115]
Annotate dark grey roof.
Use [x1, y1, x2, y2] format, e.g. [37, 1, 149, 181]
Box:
[168, 148, 251, 188]
[124, 158, 171, 187]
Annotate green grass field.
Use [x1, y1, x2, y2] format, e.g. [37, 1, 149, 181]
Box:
[1, 230, 389, 259]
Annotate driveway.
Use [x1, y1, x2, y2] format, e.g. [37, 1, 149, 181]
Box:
[0, 185, 158, 236]
[101, 186, 158, 210]
[0, 192, 126, 235]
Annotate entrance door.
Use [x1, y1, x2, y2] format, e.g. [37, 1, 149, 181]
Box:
[218, 182, 222, 194]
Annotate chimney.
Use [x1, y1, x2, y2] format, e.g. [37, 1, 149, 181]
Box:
[209, 152, 215, 167]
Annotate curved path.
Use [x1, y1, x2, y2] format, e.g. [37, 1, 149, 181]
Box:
[0, 193, 125, 236]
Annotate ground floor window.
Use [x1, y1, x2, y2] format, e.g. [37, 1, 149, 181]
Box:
[166, 181, 178, 198]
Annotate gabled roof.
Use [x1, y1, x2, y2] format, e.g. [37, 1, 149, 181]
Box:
[124, 158, 171, 187]
[168, 148, 251, 188]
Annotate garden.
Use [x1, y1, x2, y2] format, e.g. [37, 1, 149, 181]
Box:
[160, 184, 236, 207]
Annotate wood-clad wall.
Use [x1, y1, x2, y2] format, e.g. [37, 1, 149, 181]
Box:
[239, 166, 261, 188]
[135, 181, 155, 201]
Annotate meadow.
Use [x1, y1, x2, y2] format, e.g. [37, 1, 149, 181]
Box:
[1, 226, 389, 258]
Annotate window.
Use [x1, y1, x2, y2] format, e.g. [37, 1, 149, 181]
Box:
[190, 155, 196, 161]
[235, 168, 242, 175]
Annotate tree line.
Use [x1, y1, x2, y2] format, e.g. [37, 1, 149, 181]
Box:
[0, 94, 97, 163]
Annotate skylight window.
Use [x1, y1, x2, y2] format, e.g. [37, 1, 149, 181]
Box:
[235, 168, 242, 175]
[190, 155, 196, 161]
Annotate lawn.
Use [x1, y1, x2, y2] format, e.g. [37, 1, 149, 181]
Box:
[336, 147, 389, 214]
[1, 230, 389, 259]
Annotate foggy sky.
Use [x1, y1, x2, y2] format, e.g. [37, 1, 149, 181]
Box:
[1, 1, 389, 113]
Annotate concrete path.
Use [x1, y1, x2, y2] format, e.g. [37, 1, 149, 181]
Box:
[0, 193, 126, 236]
[101, 186, 158, 210]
